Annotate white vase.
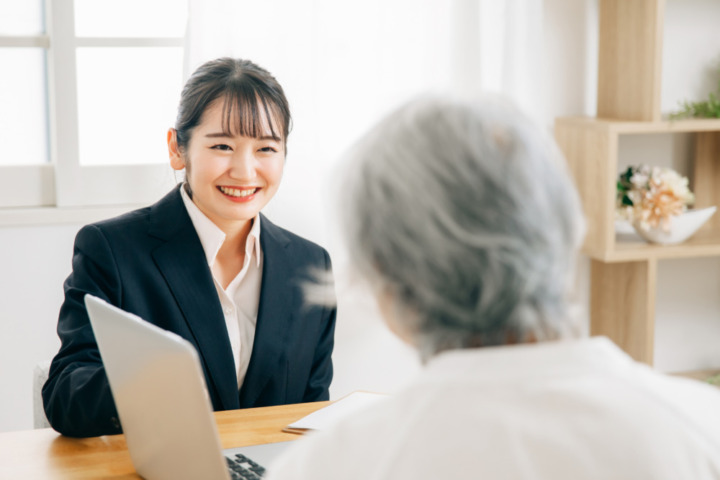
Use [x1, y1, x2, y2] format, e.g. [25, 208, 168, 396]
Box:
[632, 206, 716, 245]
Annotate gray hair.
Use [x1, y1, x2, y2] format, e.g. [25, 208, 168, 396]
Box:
[341, 96, 586, 361]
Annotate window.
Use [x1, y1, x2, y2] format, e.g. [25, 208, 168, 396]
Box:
[0, 0, 187, 209]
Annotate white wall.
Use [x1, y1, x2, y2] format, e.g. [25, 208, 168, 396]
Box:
[0, 224, 77, 431]
[2, 0, 720, 432]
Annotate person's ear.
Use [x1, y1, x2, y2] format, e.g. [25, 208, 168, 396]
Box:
[168, 128, 185, 171]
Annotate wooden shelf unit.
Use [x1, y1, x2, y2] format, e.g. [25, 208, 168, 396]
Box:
[554, 0, 720, 366]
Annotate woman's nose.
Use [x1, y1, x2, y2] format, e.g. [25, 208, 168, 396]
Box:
[229, 150, 257, 179]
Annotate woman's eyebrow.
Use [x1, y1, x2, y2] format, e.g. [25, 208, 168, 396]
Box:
[204, 132, 232, 138]
[204, 132, 281, 142]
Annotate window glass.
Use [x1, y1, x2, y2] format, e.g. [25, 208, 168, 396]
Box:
[0, 0, 43, 35]
[74, 0, 188, 37]
[0, 48, 48, 165]
[76, 47, 183, 165]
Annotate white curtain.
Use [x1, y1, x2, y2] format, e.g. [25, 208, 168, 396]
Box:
[185, 0, 545, 397]
[185, 0, 544, 239]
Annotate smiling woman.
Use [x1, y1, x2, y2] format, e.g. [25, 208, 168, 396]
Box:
[41, 57, 337, 438]
[167, 58, 289, 239]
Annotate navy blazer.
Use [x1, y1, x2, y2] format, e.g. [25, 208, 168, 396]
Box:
[42, 186, 336, 437]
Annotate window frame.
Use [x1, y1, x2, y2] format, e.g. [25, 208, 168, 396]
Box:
[0, 0, 185, 211]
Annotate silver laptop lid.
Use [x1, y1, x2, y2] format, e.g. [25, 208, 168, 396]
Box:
[84, 294, 230, 480]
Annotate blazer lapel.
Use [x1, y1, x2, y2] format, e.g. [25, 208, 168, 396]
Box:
[239, 214, 295, 407]
[148, 187, 239, 410]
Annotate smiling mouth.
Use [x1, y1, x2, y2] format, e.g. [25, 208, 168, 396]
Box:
[218, 186, 259, 198]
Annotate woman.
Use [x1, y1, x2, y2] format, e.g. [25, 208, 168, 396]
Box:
[265, 97, 720, 479]
[42, 58, 336, 438]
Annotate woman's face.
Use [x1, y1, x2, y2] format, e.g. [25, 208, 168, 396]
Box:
[168, 99, 285, 233]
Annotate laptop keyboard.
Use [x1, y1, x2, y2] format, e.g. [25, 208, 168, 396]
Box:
[226, 453, 266, 480]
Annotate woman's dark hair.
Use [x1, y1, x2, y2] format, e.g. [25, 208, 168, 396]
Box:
[175, 57, 291, 152]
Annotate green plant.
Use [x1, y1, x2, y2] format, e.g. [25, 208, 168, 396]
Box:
[671, 77, 720, 120]
[706, 373, 720, 387]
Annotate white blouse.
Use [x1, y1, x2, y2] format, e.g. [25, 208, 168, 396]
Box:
[180, 186, 262, 389]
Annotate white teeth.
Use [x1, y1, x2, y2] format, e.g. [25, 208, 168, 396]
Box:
[219, 186, 257, 197]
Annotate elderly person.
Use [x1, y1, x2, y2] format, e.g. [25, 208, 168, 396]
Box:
[266, 97, 720, 479]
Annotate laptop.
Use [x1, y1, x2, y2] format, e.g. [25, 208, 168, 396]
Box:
[84, 294, 293, 480]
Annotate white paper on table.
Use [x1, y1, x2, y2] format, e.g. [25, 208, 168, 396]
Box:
[285, 391, 386, 432]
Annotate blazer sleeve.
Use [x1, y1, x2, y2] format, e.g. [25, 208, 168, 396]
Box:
[302, 249, 337, 402]
[42, 224, 123, 437]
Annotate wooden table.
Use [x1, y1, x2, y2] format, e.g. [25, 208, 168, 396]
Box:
[0, 401, 329, 479]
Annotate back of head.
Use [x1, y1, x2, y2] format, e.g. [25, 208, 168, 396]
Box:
[342, 96, 586, 360]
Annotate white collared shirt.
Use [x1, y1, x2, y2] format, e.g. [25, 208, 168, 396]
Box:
[180, 185, 263, 389]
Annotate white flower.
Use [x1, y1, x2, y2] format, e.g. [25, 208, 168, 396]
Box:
[616, 165, 694, 231]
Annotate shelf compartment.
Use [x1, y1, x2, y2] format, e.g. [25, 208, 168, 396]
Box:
[555, 117, 720, 263]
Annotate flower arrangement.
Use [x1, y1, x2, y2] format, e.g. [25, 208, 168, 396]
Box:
[616, 165, 695, 232]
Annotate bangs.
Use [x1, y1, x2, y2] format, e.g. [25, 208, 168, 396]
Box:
[219, 87, 286, 141]
[174, 58, 292, 152]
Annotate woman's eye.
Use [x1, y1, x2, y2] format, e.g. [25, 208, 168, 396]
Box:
[211, 144, 232, 151]
[259, 146, 278, 153]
